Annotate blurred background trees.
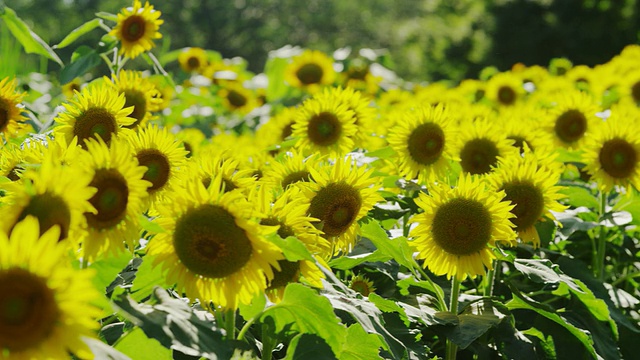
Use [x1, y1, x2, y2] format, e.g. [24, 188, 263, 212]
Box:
[5, 0, 640, 82]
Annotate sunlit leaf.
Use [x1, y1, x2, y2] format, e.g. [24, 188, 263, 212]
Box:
[114, 328, 172, 360]
[55, 18, 103, 49]
[339, 323, 384, 360]
[0, 6, 63, 65]
[359, 218, 415, 270]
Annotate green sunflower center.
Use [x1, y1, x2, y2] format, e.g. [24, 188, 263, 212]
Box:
[431, 198, 492, 256]
[173, 204, 252, 278]
[555, 109, 587, 144]
[0, 268, 58, 352]
[16, 193, 71, 242]
[501, 182, 544, 231]
[122, 15, 146, 42]
[459, 138, 500, 175]
[407, 123, 445, 166]
[85, 169, 129, 229]
[497, 86, 516, 105]
[123, 90, 147, 129]
[281, 170, 312, 188]
[74, 107, 118, 148]
[136, 149, 171, 192]
[308, 182, 362, 237]
[267, 260, 300, 290]
[296, 63, 324, 85]
[308, 111, 342, 146]
[599, 138, 637, 179]
[227, 90, 247, 108]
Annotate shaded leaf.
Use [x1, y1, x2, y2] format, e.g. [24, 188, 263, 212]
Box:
[513, 258, 582, 293]
[83, 336, 132, 360]
[284, 333, 334, 360]
[55, 18, 102, 49]
[329, 250, 391, 270]
[441, 300, 507, 349]
[0, 6, 63, 65]
[60, 46, 101, 84]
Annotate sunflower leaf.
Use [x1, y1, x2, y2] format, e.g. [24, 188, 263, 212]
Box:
[268, 234, 314, 262]
[60, 46, 101, 84]
[54, 18, 103, 49]
[339, 323, 384, 360]
[114, 327, 172, 360]
[513, 258, 583, 293]
[359, 218, 416, 270]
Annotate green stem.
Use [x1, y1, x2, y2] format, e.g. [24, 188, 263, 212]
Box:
[224, 309, 236, 339]
[484, 261, 497, 297]
[402, 211, 411, 238]
[415, 265, 447, 312]
[237, 315, 258, 341]
[612, 270, 640, 287]
[261, 323, 276, 360]
[445, 278, 461, 360]
[80, 257, 89, 270]
[595, 191, 608, 281]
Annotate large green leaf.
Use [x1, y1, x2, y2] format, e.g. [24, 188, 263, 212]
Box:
[55, 18, 103, 49]
[359, 218, 415, 270]
[0, 6, 63, 65]
[439, 300, 508, 349]
[91, 251, 134, 294]
[329, 249, 391, 270]
[264, 53, 290, 102]
[60, 45, 102, 84]
[559, 185, 599, 209]
[114, 328, 172, 360]
[129, 255, 169, 302]
[284, 334, 335, 360]
[339, 324, 384, 360]
[82, 337, 131, 360]
[513, 258, 582, 293]
[268, 235, 314, 262]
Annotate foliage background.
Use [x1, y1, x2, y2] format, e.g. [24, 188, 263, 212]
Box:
[7, 0, 640, 82]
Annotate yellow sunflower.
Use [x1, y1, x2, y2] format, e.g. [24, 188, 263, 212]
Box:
[387, 104, 458, 184]
[543, 90, 601, 150]
[0, 216, 101, 359]
[497, 105, 555, 155]
[78, 137, 150, 261]
[178, 47, 208, 73]
[105, 70, 162, 129]
[54, 83, 135, 149]
[146, 174, 284, 309]
[175, 127, 207, 158]
[255, 107, 298, 153]
[349, 274, 376, 297]
[292, 95, 357, 157]
[61, 77, 83, 99]
[0, 77, 27, 140]
[0, 144, 25, 182]
[455, 119, 518, 176]
[582, 110, 640, 192]
[183, 150, 257, 196]
[148, 74, 174, 111]
[410, 173, 517, 281]
[110, 0, 163, 59]
[261, 150, 324, 191]
[484, 72, 525, 107]
[301, 157, 383, 257]
[217, 82, 260, 115]
[284, 50, 336, 93]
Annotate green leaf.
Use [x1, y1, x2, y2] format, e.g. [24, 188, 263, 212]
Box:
[0, 6, 63, 65]
[130, 256, 169, 302]
[264, 55, 290, 102]
[238, 293, 267, 322]
[60, 46, 101, 84]
[329, 250, 391, 270]
[440, 300, 508, 349]
[359, 218, 415, 270]
[560, 185, 599, 209]
[114, 328, 172, 360]
[368, 293, 409, 326]
[268, 235, 314, 262]
[83, 337, 132, 360]
[339, 323, 384, 360]
[90, 251, 133, 293]
[513, 258, 583, 293]
[365, 146, 396, 160]
[55, 18, 103, 49]
[284, 334, 335, 360]
[139, 214, 166, 234]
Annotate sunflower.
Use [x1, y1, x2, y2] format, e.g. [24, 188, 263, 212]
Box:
[178, 47, 208, 73]
[0, 144, 25, 182]
[284, 50, 336, 93]
[582, 110, 640, 192]
[148, 74, 174, 111]
[78, 137, 150, 260]
[455, 119, 518, 176]
[146, 174, 284, 309]
[110, 0, 163, 59]
[54, 83, 135, 149]
[485, 72, 525, 107]
[489, 149, 566, 247]
[349, 274, 376, 296]
[217, 82, 260, 115]
[340, 60, 381, 95]
[105, 70, 162, 129]
[0, 216, 101, 359]
[183, 150, 257, 196]
[292, 95, 357, 157]
[410, 173, 517, 281]
[301, 157, 383, 256]
[261, 150, 324, 191]
[497, 105, 555, 155]
[543, 90, 601, 150]
[175, 127, 206, 158]
[256, 107, 298, 153]
[388, 104, 457, 184]
[0, 77, 27, 140]
[61, 77, 83, 99]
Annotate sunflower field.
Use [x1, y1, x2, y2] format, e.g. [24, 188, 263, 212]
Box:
[1, 1, 640, 359]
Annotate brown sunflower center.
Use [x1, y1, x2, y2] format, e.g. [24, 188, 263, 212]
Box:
[16, 193, 71, 242]
[0, 100, 8, 131]
[136, 149, 170, 192]
[6, 166, 22, 182]
[599, 138, 637, 179]
[260, 217, 295, 239]
[182, 142, 193, 158]
[296, 63, 324, 85]
[501, 182, 544, 231]
[73, 107, 118, 148]
[123, 90, 147, 129]
[0, 268, 58, 352]
[497, 86, 516, 105]
[173, 204, 252, 278]
[631, 82, 640, 104]
[122, 15, 146, 42]
[407, 123, 445, 165]
[85, 169, 129, 229]
[350, 278, 373, 296]
[308, 182, 362, 237]
[554, 109, 587, 144]
[267, 260, 300, 290]
[281, 170, 312, 188]
[187, 57, 200, 70]
[431, 198, 492, 256]
[307, 111, 342, 146]
[227, 90, 247, 108]
[459, 138, 500, 175]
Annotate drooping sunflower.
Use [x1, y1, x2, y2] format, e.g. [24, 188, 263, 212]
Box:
[284, 50, 336, 93]
[110, 0, 163, 59]
[78, 137, 150, 260]
[0, 77, 28, 140]
[178, 47, 208, 73]
[54, 83, 135, 149]
[388, 104, 457, 184]
[292, 95, 357, 157]
[146, 174, 284, 309]
[455, 119, 518, 176]
[543, 90, 601, 150]
[261, 150, 324, 191]
[105, 70, 162, 129]
[582, 110, 640, 192]
[301, 157, 383, 257]
[410, 173, 517, 281]
[0, 216, 101, 359]
[349, 274, 376, 297]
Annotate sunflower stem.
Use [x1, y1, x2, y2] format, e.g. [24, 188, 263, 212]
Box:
[402, 211, 411, 238]
[445, 277, 461, 360]
[595, 191, 608, 281]
[415, 265, 447, 312]
[237, 315, 258, 342]
[224, 308, 236, 339]
[484, 265, 495, 298]
[261, 323, 277, 360]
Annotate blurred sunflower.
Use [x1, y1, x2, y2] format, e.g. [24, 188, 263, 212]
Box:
[217, 82, 260, 115]
[147, 174, 284, 309]
[148, 74, 174, 111]
[0, 216, 101, 359]
[543, 90, 601, 149]
[349, 274, 376, 297]
[178, 47, 208, 73]
[110, 0, 163, 59]
[175, 127, 206, 158]
[284, 50, 336, 93]
[498, 105, 554, 155]
[455, 119, 518, 176]
[105, 70, 162, 129]
[256, 107, 298, 153]
[0, 77, 27, 140]
[61, 77, 83, 99]
[485, 72, 525, 107]
[410, 173, 517, 281]
[0, 144, 25, 182]
[54, 84, 134, 149]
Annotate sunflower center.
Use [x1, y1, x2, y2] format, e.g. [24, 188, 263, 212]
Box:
[136, 149, 171, 192]
[122, 15, 146, 42]
[507, 136, 531, 154]
[85, 169, 129, 229]
[73, 107, 118, 148]
[187, 57, 200, 70]
[281, 123, 293, 141]
[431, 198, 492, 256]
[260, 217, 295, 239]
[554, 109, 587, 144]
[227, 90, 247, 108]
[497, 86, 516, 105]
[350, 279, 373, 296]
[267, 260, 300, 290]
[0, 268, 58, 352]
[6, 166, 22, 182]
[173, 204, 253, 278]
[16, 193, 71, 242]
[501, 182, 544, 231]
[123, 90, 147, 129]
[307, 112, 342, 146]
[296, 63, 324, 85]
[183, 142, 193, 158]
[631, 82, 640, 104]
[0, 103, 8, 131]
[407, 123, 445, 165]
[459, 138, 500, 175]
[599, 138, 637, 179]
[281, 170, 311, 188]
[308, 182, 362, 237]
